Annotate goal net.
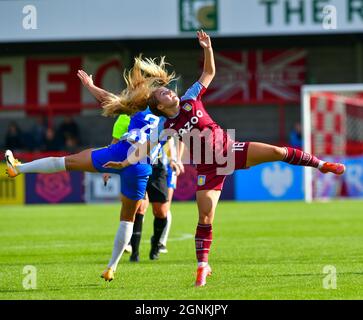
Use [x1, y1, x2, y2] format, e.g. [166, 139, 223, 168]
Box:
[302, 84, 363, 202]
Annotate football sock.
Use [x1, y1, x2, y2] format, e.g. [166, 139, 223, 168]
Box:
[107, 221, 134, 271]
[159, 210, 172, 247]
[195, 223, 212, 266]
[152, 217, 167, 247]
[282, 147, 323, 168]
[17, 157, 66, 173]
[130, 213, 144, 255]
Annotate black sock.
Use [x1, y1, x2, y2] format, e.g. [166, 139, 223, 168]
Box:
[152, 217, 167, 248]
[131, 213, 144, 255]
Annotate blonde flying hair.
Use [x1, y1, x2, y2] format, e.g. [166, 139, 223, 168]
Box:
[102, 55, 176, 117]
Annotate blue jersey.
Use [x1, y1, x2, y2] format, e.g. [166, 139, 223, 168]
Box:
[121, 108, 165, 164]
[121, 108, 158, 142]
[91, 108, 165, 200]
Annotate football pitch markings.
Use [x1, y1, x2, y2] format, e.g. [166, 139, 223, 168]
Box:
[1, 201, 363, 299]
[5, 233, 194, 250]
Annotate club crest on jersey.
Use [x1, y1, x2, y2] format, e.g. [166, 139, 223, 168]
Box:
[197, 175, 206, 186]
[182, 103, 192, 111]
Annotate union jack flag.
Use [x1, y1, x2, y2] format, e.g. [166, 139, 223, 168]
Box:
[204, 49, 306, 104]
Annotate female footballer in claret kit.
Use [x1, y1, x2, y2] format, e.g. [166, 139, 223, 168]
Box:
[98, 30, 345, 287]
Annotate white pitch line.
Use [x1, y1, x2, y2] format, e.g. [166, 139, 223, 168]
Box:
[2, 234, 194, 250]
[142, 233, 194, 243]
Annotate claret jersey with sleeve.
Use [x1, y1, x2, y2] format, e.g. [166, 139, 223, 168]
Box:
[163, 81, 233, 171]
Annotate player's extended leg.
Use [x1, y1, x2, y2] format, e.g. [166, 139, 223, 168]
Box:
[245, 142, 345, 174]
[102, 195, 142, 281]
[194, 189, 221, 287]
[5, 149, 97, 177]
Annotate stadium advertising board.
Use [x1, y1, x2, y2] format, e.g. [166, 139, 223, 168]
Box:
[0, 164, 25, 205]
[0, 49, 305, 111]
[0, 0, 362, 42]
[25, 172, 84, 204]
[344, 156, 363, 198]
[234, 162, 304, 201]
[204, 49, 306, 104]
[314, 156, 363, 198]
[0, 55, 122, 112]
[84, 172, 121, 203]
[173, 165, 198, 201]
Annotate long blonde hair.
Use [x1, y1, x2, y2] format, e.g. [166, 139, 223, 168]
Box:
[102, 55, 176, 117]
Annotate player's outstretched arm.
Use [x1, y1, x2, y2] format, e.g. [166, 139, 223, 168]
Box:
[77, 70, 113, 103]
[197, 30, 215, 89]
[103, 140, 156, 170]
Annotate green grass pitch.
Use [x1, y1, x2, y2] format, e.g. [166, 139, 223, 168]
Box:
[0, 201, 362, 300]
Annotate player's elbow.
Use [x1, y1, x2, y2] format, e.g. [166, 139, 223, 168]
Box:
[207, 69, 215, 78]
[200, 72, 215, 87]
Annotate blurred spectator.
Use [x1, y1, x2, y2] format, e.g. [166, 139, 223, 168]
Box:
[4, 121, 24, 150]
[57, 115, 80, 148]
[27, 116, 47, 151]
[44, 127, 61, 151]
[289, 122, 302, 149]
[64, 136, 79, 153]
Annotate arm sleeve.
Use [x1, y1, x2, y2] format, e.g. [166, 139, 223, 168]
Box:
[180, 81, 207, 102]
[112, 115, 131, 140]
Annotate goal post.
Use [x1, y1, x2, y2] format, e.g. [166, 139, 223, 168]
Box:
[302, 84, 363, 202]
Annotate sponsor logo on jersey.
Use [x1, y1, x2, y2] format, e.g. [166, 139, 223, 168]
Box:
[178, 109, 204, 136]
[197, 175, 206, 186]
[169, 123, 175, 128]
[232, 142, 246, 152]
[182, 103, 192, 111]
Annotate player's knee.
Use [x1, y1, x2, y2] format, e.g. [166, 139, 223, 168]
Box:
[64, 157, 73, 170]
[198, 212, 214, 225]
[153, 210, 167, 219]
[272, 146, 285, 159]
[136, 207, 146, 215]
[152, 203, 168, 218]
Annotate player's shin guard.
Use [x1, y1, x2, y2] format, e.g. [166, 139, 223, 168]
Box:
[282, 147, 321, 168]
[152, 217, 167, 246]
[130, 213, 144, 257]
[195, 223, 212, 266]
[107, 221, 134, 271]
[159, 210, 172, 247]
[150, 217, 167, 259]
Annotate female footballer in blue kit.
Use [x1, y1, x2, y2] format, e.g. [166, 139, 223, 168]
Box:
[5, 58, 176, 281]
[104, 114, 183, 262]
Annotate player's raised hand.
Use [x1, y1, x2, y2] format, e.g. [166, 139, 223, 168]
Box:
[170, 160, 181, 176]
[103, 173, 111, 186]
[177, 161, 185, 175]
[197, 30, 212, 49]
[77, 70, 94, 88]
